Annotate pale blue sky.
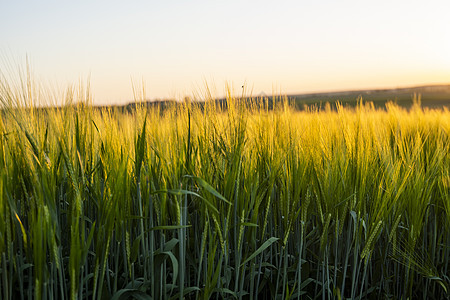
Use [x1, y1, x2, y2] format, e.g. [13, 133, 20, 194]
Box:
[1, 0, 449, 104]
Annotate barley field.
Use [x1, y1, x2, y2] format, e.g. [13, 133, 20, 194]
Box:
[0, 81, 449, 299]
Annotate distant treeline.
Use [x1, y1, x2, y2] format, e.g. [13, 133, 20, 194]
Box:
[91, 84, 450, 113]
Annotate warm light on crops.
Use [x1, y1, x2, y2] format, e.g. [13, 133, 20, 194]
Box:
[0, 77, 449, 299]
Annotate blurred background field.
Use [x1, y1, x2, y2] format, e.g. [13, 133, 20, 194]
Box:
[109, 84, 450, 113]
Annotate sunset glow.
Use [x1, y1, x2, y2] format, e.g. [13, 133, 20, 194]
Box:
[1, 0, 449, 104]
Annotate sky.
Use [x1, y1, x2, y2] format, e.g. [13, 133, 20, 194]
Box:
[1, 0, 450, 105]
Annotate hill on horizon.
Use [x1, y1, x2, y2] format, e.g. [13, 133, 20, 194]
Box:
[104, 84, 450, 112]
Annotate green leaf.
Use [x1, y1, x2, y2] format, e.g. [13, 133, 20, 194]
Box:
[152, 188, 220, 215]
[212, 287, 237, 299]
[169, 287, 201, 300]
[429, 276, 448, 293]
[163, 238, 179, 252]
[187, 176, 232, 205]
[241, 237, 279, 267]
[239, 222, 258, 227]
[111, 289, 152, 300]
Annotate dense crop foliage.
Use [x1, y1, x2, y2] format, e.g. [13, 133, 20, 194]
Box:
[0, 83, 449, 299]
